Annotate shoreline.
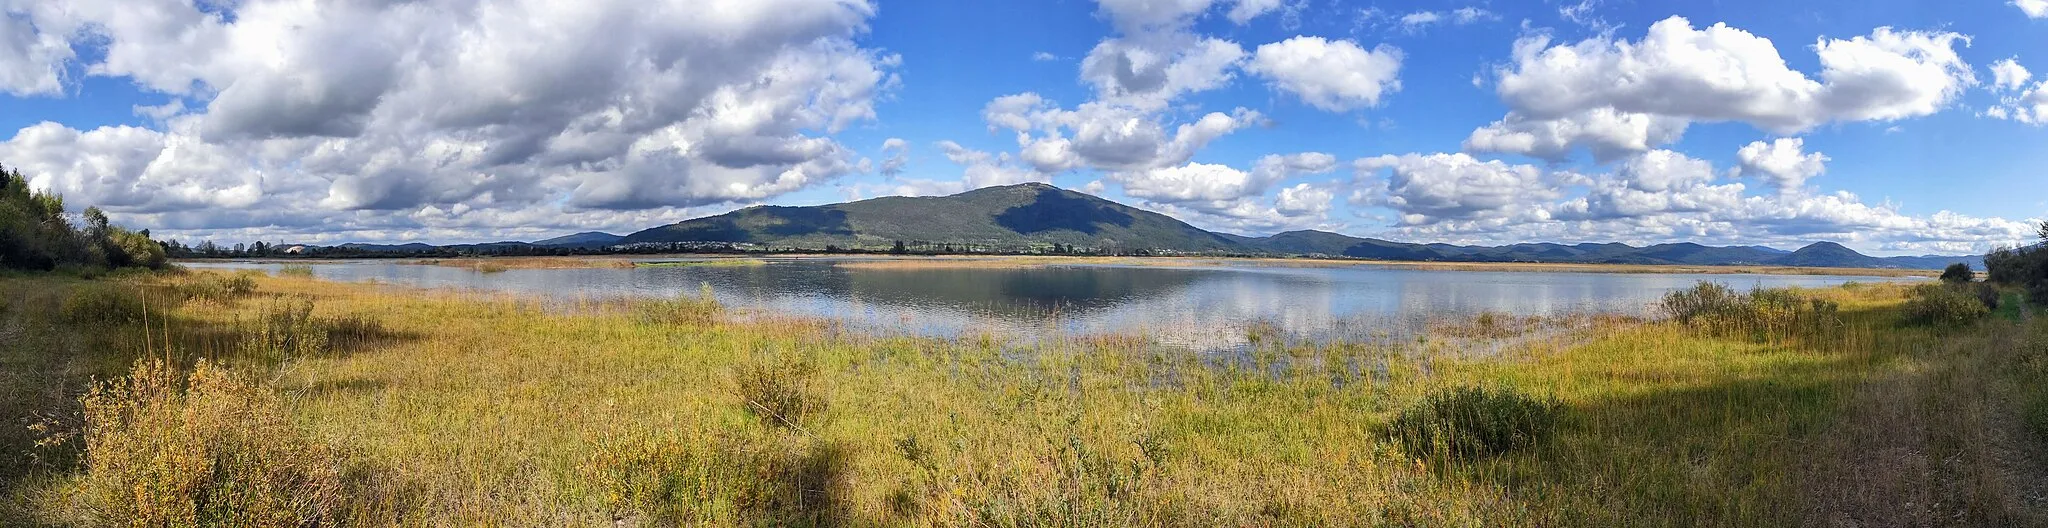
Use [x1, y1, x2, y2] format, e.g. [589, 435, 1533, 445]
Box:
[175, 253, 1941, 277]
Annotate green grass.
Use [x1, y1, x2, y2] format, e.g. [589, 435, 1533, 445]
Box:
[0, 274, 2044, 526]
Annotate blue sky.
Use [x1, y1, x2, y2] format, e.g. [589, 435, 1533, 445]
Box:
[1, 0, 2043, 255]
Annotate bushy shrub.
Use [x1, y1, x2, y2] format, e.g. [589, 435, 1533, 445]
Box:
[733, 353, 826, 429]
[65, 359, 350, 526]
[1901, 283, 1991, 328]
[276, 264, 315, 278]
[1387, 386, 1562, 460]
[634, 283, 722, 327]
[1941, 263, 1974, 283]
[1659, 282, 1842, 341]
[59, 283, 155, 325]
[245, 295, 328, 362]
[175, 271, 259, 303]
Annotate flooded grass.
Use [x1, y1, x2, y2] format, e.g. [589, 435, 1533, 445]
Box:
[0, 273, 2041, 525]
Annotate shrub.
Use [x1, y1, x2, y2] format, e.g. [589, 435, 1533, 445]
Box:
[245, 295, 328, 362]
[64, 359, 350, 526]
[175, 272, 260, 303]
[733, 353, 826, 429]
[1901, 283, 1990, 328]
[634, 283, 722, 327]
[60, 283, 154, 325]
[1659, 282, 1842, 341]
[1387, 386, 1562, 460]
[1941, 263, 1974, 283]
[276, 264, 315, 278]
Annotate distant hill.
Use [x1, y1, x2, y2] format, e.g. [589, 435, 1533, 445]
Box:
[304, 183, 1979, 271]
[533, 231, 622, 248]
[622, 182, 1241, 252]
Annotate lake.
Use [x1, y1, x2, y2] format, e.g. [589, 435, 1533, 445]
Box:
[183, 258, 1914, 350]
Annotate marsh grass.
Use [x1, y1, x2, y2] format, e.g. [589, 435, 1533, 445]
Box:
[275, 264, 316, 278]
[0, 275, 2044, 526]
[638, 259, 768, 268]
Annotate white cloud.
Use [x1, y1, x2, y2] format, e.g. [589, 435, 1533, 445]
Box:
[2016, 0, 2048, 18]
[879, 138, 909, 176]
[1471, 17, 1974, 160]
[1397, 8, 1492, 32]
[1991, 58, 2032, 92]
[1735, 138, 1828, 192]
[1081, 37, 1246, 110]
[981, 93, 1263, 173]
[0, 0, 898, 241]
[1246, 37, 1403, 111]
[1354, 153, 1555, 224]
[1464, 108, 1688, 162]
[1225, 0, 1284, 25]
[1032, 51, 1059, 62]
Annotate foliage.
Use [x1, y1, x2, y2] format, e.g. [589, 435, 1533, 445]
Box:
[1984, 223, 2048, 306]
[59, 283, 158, 325]
[1387, 386, 1562, 460]
[0, 164, 167, 272]
[584, 432, 849, 526]
[1940, 263, 1974, 283]
[62, 359, 351, 526]
[634, 283, 723, 327]
[173, 271, 260, 303]
[733, 352, 827, 430]
[276, 265, 316, 278]
[1659, 282, 1842, 341]
[245, 295, 328, 363]
[1901, 283, 1992, 328]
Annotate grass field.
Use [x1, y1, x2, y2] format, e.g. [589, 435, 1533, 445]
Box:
[0, 271, 2040, 526]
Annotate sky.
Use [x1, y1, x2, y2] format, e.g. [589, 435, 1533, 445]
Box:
[1, 0, 2044, 256]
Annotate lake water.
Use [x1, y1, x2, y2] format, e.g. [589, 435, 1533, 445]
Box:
[183, 258, 1913, 349]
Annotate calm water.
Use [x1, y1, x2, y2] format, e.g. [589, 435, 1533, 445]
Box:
[184, 258, 1914, 349]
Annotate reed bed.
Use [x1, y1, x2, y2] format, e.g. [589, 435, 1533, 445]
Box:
[0, 273, 2039, 526]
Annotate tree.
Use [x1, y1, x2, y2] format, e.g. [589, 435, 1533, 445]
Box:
[891, 240, 908, 255]
[1941, 263, 1974, 283]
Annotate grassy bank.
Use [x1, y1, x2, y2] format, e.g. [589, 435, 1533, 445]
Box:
[0, 272, 2041, 526]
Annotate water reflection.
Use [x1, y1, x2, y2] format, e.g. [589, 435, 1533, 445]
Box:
[184, 258, 1914, 349]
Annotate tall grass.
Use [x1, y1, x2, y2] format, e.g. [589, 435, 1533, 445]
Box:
[1, 275, 2043, 526]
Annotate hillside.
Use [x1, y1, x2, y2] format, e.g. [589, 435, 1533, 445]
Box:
[621, 183, 1241, 252]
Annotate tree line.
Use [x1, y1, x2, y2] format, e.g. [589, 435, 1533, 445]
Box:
[0, 164, 166, 272]
[1984, 221, 2048, 305]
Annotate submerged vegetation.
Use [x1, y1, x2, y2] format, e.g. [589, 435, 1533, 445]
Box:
[0, 270, 2043, 526]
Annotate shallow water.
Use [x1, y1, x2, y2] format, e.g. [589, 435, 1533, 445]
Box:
[184, 258, 1914, 349]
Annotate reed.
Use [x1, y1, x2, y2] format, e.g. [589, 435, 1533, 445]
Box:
[0, 273, 2040, 526]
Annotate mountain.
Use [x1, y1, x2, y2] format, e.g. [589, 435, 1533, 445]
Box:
[623, 182, 1241, 251]
[533, 231, 623, 248]
[614, 183, 1980, 270]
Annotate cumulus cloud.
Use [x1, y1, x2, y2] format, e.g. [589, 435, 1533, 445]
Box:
[1735, 138, 1828, 192]
[879, 138, 910, 176]
[1464, 108, 1688, 162]
[1345, 149, 2037, 254]
[1397, 7, 1492, 32]
[2016, 0, 2048, 18]
[982, 94, 1264, 174]
[1991, 58, 2032, 92]
[0, 0, 897, 241]
[1353, 153, 1555, 225]
[1081, 37, 1245, 110]
[1246, 37, 1403, 111]
[1469, 17, 1975, 160]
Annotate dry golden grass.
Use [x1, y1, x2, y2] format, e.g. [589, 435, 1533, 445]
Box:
[0, 273, 2040, 527]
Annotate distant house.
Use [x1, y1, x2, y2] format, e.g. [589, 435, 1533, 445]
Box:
[282, 245, 306, 255]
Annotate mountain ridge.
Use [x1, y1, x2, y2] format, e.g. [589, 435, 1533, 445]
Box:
[324, 183, 1977, 270]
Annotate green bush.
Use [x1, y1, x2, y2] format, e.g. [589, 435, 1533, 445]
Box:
[1901, 283, 1991, 328]
[175, 272, 259, 303]
[245, 295, 328, 363]
[1940, 263, 1974, 283]
[276, 264, 315, 278]
[1387, 386, 1562, 460]
[1659, 282, 1842, 341]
